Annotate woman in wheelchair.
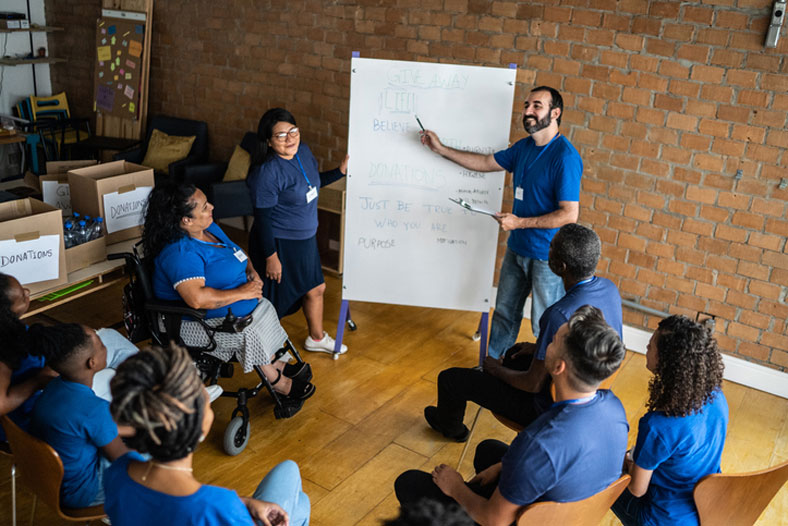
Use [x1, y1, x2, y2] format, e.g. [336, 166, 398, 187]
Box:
[142, 183, 315, 406]
[105, 344, 310, 526]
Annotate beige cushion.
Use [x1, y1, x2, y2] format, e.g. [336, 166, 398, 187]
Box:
[141, 129, 196, 172]
[223, 145, 251, 181]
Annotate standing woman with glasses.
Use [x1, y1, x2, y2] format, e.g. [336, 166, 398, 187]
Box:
[247, 108, 349, 355]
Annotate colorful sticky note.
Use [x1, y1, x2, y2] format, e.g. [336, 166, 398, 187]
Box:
[101, 28, 106, 34]
[134, 25, 143, 34]
[98, 71, 104, 78]
[115, 57, 120, 66]
[129, 102, 136, 113]
[110, 63, 115, 71]
[99, 61, 104, 66]
[117, 83, 123, 90]
[123, 31, 130, 37]
[108, 25, 116, 35]
[96, 85, 114, 111]
[125, 73, 132, 80]
[125, 59, 136, 69]
[124, 85, 135, 99]
[106, 80, 112, 85]
[116, 50, 122, 56]
[122, 40, 128, 47]
[97, 46, 111, 61]
[101, 38, 106, 45]
[114, 75, 119, 81]
[128, 40, 142, 58]
[111, 36, 116, 45]
[119, 69, 125, 75]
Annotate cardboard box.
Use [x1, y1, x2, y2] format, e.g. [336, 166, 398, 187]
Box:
[0, 198, 66, 294]
[30, 161, 99, 216]
[68, 161, 154, 244]
[65, 235, 107, 274]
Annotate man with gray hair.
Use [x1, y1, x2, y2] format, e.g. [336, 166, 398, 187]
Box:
[424, 223, 623, 441]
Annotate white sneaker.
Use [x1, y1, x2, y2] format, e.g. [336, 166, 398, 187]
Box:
[206, 384, 224, 403]
[304, 331, 348, 354]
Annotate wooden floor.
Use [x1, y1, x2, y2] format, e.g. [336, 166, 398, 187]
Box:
[0, 271, 786, 525]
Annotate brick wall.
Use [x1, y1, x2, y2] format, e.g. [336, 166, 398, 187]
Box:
[46, 0, 788, 371]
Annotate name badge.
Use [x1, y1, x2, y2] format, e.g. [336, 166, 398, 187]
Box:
[515, 187, 524, 200]
[306, 186, 318, 203]
[233, 248, 248, 262]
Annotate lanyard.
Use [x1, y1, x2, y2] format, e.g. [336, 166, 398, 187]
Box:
[567, 276, 595, 294]
[294, 154, 312, 188]
[552, 392, 597, 409]
[525, 132, 560, 174]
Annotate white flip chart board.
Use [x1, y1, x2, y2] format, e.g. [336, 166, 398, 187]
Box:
[343, 57, 516, 312]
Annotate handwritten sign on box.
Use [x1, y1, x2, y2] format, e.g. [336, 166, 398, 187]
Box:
[41, 180, 72, 216]
[0, 234, 60, 285]
[103, 185, 152, 234]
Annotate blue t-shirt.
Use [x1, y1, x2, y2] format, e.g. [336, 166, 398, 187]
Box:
[247, 143, 321, 240]
[498, 389, 628, 505]
[104, 452, 254, 526]
[534, 277, 623, 361]
[29, 377, 118, 508]
[153, 222, 257, 319]
[0, 353, 46, 442]
[634, 389, 729, 526]
[493, 135, 583, 260]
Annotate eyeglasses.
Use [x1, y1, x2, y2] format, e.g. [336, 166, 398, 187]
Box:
[273, 127, 300, 142]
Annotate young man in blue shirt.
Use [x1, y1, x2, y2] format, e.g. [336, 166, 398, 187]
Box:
[424, 223, 622, 441]
[29, 323, 130, 508]
[420, 86, 583, 358]
[395, 305, 629, 525]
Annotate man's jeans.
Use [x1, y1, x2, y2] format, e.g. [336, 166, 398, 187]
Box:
[253, 460, 311, 526]
[488, 248, 563, 359]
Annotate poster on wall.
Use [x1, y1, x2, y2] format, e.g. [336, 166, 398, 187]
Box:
[92, 16, 145, 119]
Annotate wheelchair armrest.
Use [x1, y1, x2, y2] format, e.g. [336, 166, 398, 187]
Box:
[146, 299, 208, 320]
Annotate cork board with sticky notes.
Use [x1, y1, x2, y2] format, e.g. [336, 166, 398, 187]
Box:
[93, 16, 146, 119]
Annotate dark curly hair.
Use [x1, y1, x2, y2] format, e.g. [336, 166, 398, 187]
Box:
[25, 323, 92, 373]
[110, 344, 205, 462]
[384, 499, 474, 526]
[251, 107, 297, 165]
[142, 183, 197, 261]
[0, 273, 27, 369]
[648, 315, 724, 417]
[551, 223, 601, 280]
[563, 305, 626, 390]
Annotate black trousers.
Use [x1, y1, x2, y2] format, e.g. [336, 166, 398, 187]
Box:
[394, 439, 510, 507]
[434, 345, 552, 436]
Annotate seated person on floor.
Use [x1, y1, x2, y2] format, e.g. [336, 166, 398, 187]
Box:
[425, 223, 622, 441]
[143, 183, 314, 411]
[395, 305, 629, 526]
[0, 272, 138, 441]
[106, 344, 311, 526]
[612, 315, 728, 526]
[28, 323, 131, 508]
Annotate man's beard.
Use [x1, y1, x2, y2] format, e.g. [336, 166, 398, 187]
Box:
[523, 112, 552, 134]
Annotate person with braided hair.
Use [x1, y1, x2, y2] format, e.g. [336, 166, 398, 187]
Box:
[28, 323, 132, 508]
[612, 315, 728, 526]
[105, 344, 310, 526]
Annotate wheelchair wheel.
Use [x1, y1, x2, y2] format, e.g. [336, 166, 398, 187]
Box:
[223, 416, 250, 456]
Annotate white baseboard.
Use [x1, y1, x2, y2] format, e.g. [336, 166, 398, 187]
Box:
[497, 288, 788, 399]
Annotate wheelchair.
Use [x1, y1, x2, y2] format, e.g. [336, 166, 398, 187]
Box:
[109, 245, 313, 456]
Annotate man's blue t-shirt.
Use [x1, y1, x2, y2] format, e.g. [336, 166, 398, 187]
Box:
[498, 389, 628, 505]
[247, 143, 321, 240]
[534, 277, 623, 361]
[29, 377, 118, 508]
[153, 222, 257, 319]
[493, 135, 583, 260]
[634, 389, 729, 526]
[104, 452, 254, 526]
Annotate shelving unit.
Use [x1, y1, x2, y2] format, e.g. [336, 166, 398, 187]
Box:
[0, 57, 65, 65]
[317, 178, 346, 276]
[0, 25, 62, 33]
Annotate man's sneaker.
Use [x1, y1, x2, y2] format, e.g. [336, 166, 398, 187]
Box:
[304, 331, 347, 354]
[206, 384, 224, 403]
[424, 406, 470, 442]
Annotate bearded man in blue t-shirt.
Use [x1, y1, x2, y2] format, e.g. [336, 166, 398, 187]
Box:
[420, 86, 583, 359]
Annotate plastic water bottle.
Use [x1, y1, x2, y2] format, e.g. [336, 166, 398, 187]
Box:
[63, 221, 75, 248]
[90, 217, 104, 240]
[71, 212, 80, 223]
[75, 220, 89, 246]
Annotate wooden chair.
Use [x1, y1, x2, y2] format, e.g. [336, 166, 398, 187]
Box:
[457, 367, 622, 470]
[514, 474, 630, 525]
[693, 459, 788, 526]
[0, 415, 106, 526]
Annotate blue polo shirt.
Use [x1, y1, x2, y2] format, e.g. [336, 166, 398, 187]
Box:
[104, 452, 254, 526]
[153, 222, 257, 319]
[494, 135, 582, 260]
[498, 389, 628, 505]
[634, 389, 729, 526]
[247, 143, 321, 240]
[0, 353, 46, 442]
[534, 277, 623, 361]
[29, 377, 118, 508]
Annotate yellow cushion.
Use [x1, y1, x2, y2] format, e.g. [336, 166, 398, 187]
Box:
[141, 129, 196, 172]
[223, 145, 251, 181]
